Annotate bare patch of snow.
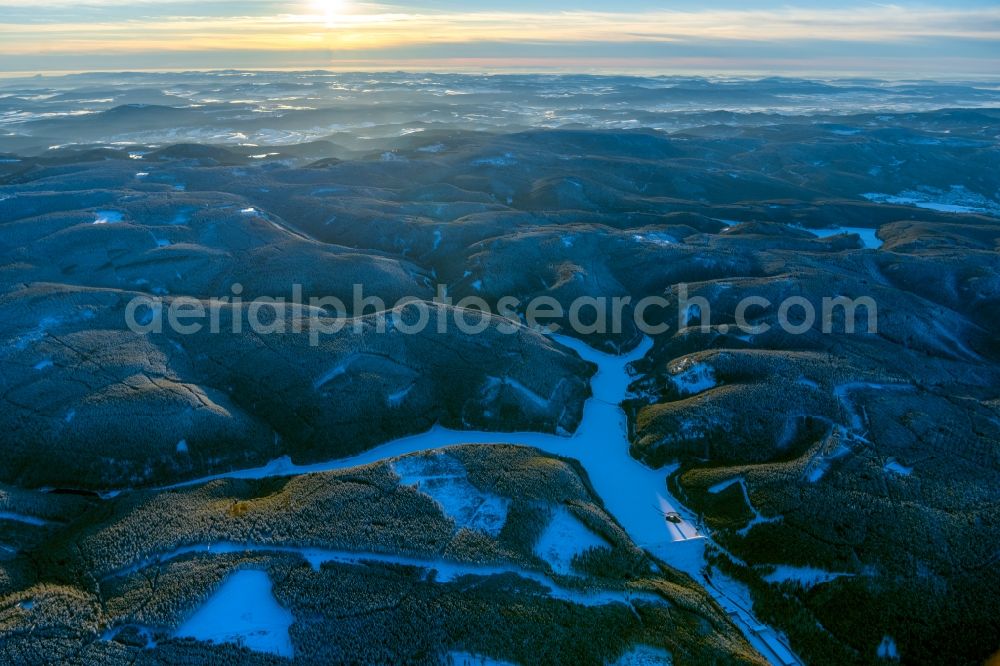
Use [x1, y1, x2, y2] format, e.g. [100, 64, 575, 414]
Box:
[534, 506, 608, 575]
[175, 569, 294, 658]
[482, 376, 550, 411]
[763, 566, 850, 588]
[707, 478, 741, 495]
[11, 316, 62, 351]
[313, 354, 357, 390]
[611, 644, 672, 665]
[393, 453, 509, 536]
[446, 652, 516, 666]
[93, 210, 124, 225]
[387, 384, 413, 408]
[883, 459, 912, 476]
[877, 636, 899, 660]
[472, 153, 516, 167]
[669, 361, 717, 396]
[863, 186, 999, 217]
[632, 232, 675, 247]
[102, 624, 156, 649]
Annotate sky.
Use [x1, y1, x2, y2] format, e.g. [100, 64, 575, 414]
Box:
[0, 0, 998, 76]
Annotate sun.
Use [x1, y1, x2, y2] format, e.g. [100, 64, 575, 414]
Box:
[310, 0, 350, 26]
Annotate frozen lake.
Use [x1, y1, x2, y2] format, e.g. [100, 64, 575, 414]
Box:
[152, 333, 800, 665]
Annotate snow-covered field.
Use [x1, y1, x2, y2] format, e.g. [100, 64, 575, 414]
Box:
[533, 506, 608, 575]
[863, 187, 1000, 217]
[393, 453, 509, 536]
[174, 569, 294, 658]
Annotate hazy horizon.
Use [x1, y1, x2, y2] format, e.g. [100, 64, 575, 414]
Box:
[1, 0, 998, 77]
[4, 68, 1000, 82]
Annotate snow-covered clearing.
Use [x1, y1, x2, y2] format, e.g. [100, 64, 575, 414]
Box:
[611, 644, 672, 665]
[763, 566, 851, 588]
[175, 569, 294, 658]
[446, 652, 516, 666]
[670, 362, 717, 396]
[102, 625, 156, 649]
[883, 459, 913, 476]
[863, 187, 1000, 217]
[482, 375, 551, 411]
[93, 210, 124, 225]
[393, 453, 509, 537]
[312, 354, 357, 390]
[877, 635, 900, 660]
[632, 232, 675, 247]
[533, 506, 608, 575]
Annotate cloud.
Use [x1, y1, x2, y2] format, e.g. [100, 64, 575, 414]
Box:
[0, 3, 997, 74]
